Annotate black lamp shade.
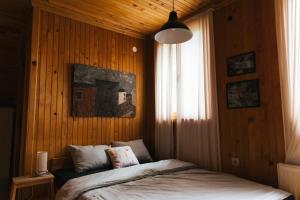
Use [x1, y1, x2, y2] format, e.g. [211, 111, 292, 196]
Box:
[155, 11, 193, 44]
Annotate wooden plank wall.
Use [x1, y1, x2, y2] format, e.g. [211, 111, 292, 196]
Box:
[214, 0, 285, 186]
[23, 7, 149, 175]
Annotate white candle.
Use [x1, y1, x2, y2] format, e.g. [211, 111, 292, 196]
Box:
[36, 151, 48, 175]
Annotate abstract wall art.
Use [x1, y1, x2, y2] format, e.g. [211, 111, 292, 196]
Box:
[227, 51, 256, 76]
[227, 79, 260, 108]
[72, 64, 136, 117]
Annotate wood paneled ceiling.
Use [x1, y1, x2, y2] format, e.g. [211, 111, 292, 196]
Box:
[32, 0, 223, 38]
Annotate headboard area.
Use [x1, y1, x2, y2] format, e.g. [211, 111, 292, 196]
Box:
[50, 157, 73, 171]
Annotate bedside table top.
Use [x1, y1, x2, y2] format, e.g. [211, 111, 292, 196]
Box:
[13, 173, 54, 187]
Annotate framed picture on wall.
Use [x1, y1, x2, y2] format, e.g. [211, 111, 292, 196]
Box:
[72, 64, 136, 118]
[227, 79, 260, 108]
[227, 51, 256, 76]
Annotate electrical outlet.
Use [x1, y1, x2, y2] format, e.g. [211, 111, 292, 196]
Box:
[231, 157, 240, 167]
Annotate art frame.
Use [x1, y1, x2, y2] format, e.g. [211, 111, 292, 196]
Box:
[72, 64, 136, 118]
[226, 79, 260, 109]
[227, 51, 256, 76]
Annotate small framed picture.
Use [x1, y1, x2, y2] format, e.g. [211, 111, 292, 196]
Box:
[227, 79, 260, 109]
[227, 51, 256, 76]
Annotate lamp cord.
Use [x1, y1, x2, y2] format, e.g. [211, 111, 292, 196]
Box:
[173, 0, 174, 11]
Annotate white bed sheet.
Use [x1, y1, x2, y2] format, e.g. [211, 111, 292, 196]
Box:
[56, 159, 291, 200]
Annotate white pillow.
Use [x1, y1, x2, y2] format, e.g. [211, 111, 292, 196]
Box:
[106, 146, 139, 169]
[68, 145, 111, 173]
[111, 139, 153, 163]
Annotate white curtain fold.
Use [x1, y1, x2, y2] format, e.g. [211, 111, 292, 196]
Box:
[155, 10, 221, 170]
[155, 43, 177, 159]
[176, 119, 220, 170]
[176, 11, 220, 170]
[275, 0, 300, 165]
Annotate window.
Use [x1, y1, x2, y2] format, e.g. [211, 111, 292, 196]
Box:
[156, 26, 210, 120]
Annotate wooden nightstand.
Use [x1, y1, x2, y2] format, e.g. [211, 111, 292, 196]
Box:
[10, 173, 54, 200]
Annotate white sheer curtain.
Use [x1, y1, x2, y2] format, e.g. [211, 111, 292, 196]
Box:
[275, 0, 300, 165]
[155, 43, 177, 159]
[176, 10, 220, 170]
[155, 10, 221, 170]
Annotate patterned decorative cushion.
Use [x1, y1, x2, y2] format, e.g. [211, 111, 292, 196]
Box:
[111, 139, 153, 163]
[106, 146, 139, 169]
[68, 145, 111, 173]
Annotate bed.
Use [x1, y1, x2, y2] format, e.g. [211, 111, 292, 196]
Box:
[55, 159, 294, 200]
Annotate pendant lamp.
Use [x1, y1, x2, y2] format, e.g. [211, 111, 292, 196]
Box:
[155, 0, 193, 44]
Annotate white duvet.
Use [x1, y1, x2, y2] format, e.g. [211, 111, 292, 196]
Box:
[56, 159, 291, 200]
